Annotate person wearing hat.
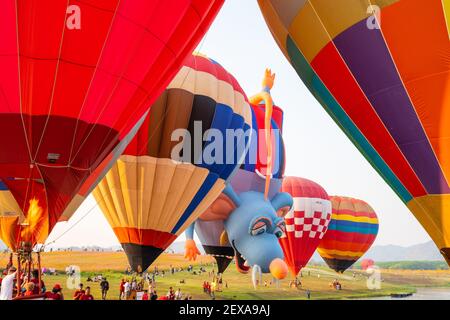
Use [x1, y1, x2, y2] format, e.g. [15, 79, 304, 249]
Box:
[0, 267, 17, 300]
[44, 284, 64, 300]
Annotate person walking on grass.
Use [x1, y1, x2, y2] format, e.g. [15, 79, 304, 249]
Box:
[123, 279, 131, 300]
[119, 279, 125, 300]
[100, 277, 109, 300]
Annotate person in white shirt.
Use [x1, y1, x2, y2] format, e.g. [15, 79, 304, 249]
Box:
[123, 280, 131, 300]
[174, 288, 182, 300]
[0, 267, 17, 300]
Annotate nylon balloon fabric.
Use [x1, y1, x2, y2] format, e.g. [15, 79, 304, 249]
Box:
[0, 0, 224, 250]
[259, 0, 450, 264]
[93, 53, 252, 272]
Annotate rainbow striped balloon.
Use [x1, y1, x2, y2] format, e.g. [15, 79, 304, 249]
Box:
[318, 196, 379, 273]
[258, 0, 450, 265]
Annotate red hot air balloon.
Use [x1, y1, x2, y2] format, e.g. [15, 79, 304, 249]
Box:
[361, 258, 375, 271]
[0, 0, 224, 251]
[280, 177, 332, 277]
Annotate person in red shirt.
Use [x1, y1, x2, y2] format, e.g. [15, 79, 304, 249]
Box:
[73, 283, 85, 300]
[30, 270, 45, 294]
[44, 284, 64, 300]
[24, 282, 35, 296]
[119, 279, 125, 300]
[79, 286, 94, 300]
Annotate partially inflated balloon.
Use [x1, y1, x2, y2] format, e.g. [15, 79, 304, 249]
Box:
[259, 0, 450, 263]
[0, 0, 224, 251]
[280, 177, 331, 276]
[318, 196, 379, 273]
[93, 53, 252, 272]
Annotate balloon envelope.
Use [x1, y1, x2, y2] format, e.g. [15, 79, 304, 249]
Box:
[258, 0, 450, 264]
[361, 258, 375, 271]
[280, 177, 331, 276]
[231, 102, 286, 198]
[0, 0, 224, 250]
[93, 53, 252, 272]
[318, 196, 379, 273]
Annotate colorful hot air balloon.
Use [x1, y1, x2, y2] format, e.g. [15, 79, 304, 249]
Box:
[318, 196, 379, 273]
[231, 86, 286, 199]
[280, 177, 331, 277]
[93, 53, 252, 272]
[195, 220, 234, 274]
[258, 0, 450, 264]
[361, 258, 375, 271]
[185, 70, 287, 274]
[0, 0, 224, 252]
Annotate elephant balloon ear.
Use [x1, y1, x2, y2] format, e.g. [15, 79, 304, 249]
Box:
[200, 193, 237, 221]
[271, 192, 293, 218]
[276, 206, 292, 218]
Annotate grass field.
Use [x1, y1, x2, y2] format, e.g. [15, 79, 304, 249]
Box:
[1, 251, 449, 300]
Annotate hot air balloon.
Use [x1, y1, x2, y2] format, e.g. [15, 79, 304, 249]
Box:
[185, 70, 287, 275]
[361, 258, 375, 271]
[195, 220, 234, 274]
[231, 75, 286, 199]
[93, 53, 252, 272]
[317, 196, 379, 273]
[280, 177, 331, 277]
[259, 0, 450, 264]
[0, 0, 223, 252]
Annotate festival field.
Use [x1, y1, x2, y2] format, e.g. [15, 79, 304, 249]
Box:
[2, 251, 449, 300]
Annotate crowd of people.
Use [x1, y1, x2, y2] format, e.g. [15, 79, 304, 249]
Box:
[0, 266, 65, 300]
[0, 260, 347, 300]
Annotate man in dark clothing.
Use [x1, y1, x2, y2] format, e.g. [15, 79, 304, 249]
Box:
[100, 278, 109, 300]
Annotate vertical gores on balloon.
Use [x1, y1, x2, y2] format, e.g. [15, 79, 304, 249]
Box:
[93, 53, 253, 273]
[0, 0, 224, 256]
[317, 196, 379, 273]
[185, 70, 293, 282]
[258, 0, 450, 264]
[280, 177, 332, 278]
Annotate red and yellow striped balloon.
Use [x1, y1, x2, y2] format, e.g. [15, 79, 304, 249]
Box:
[318, 196, 379, 273]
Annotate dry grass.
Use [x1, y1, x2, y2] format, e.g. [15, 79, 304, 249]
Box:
[35, 251, 214, 272]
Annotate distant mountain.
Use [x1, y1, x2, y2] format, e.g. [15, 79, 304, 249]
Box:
[362, 241, 444, 262]
[310, 240, 444, 263]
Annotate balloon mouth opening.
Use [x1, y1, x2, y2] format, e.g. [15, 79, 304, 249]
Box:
[441, 248, 450, 265]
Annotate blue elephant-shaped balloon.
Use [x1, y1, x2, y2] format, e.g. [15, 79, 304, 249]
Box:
[185, 184, 293, 280]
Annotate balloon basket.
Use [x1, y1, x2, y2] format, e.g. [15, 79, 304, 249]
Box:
[13, 245, 42, 299]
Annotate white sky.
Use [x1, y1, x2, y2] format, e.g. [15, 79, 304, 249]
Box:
[46, 0, 432, 249]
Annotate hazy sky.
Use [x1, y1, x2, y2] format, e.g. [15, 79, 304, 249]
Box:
[46, 0, 432, 249]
